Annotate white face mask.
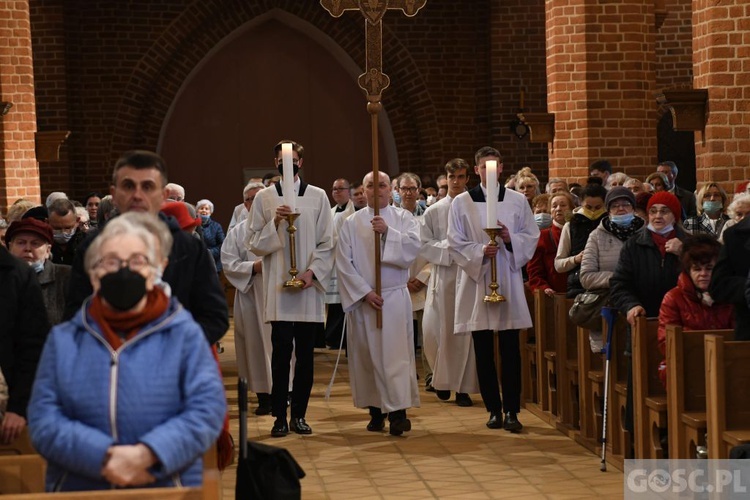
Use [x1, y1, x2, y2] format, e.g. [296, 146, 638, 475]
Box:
[30, 259, 45, 273]
[647, 223, 674, 235]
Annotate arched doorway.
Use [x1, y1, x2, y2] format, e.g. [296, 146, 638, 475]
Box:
[158, 12, 397, 227]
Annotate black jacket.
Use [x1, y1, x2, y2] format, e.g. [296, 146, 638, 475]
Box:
[64, 213, 229, 344]
[711, 217, 750, 339]
[0, 246, 50, 417]
[610, 226, 685, 318]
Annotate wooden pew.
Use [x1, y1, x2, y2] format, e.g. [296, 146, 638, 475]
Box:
[0, 469, 220, 500]
[632, 317, 666, 459]
[666, 325, 733, 459]
[553, 294, 579, 433]
[0, 428, 37, 456]
[705, 335, 750, 459]
[607, 313, 631, 461]
[0, 455, 46, 494]
[575, 326, 603, 453]
[534, 289, 557, 417]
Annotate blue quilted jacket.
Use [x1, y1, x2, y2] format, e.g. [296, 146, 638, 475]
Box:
[28, 297, 226, 491]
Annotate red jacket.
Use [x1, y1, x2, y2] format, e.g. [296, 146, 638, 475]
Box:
[528, 223, 567, 293]
[657, 272, 735, 386]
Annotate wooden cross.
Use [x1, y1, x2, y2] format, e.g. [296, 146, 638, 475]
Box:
[321, 0, 427, 327]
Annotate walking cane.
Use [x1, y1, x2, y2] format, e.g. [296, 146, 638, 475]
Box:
[600, 306, 618, 472]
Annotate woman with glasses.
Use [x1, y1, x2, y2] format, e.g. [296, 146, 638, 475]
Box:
[683, 183, 730, 238]
[579, 187, 644, 351]
[28, 212, 225, 491]
[657, 235, 734, 387]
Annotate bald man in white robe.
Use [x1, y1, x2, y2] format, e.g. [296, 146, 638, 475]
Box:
[337, 171, 421, 436]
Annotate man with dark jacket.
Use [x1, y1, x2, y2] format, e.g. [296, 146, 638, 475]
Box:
[711, 215, 750, 340]
[64, 150, 228, 345]
[0, 245, 50, 444]
[657, 161, 697, 219]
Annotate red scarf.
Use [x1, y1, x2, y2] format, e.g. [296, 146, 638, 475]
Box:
[89, 287, 170, 350]
[650, 229, 676, 258]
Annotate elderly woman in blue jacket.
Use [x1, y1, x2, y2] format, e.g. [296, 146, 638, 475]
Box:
[28, 212, 226, 491]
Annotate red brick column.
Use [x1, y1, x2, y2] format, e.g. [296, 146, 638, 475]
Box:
[545, 0, 658, 182]
[0, 0, 39, 213]
[693, 0, 750, 192]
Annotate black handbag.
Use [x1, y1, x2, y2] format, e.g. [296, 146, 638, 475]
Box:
[235, 379, 305, 500]
[568, 289, 610, 330]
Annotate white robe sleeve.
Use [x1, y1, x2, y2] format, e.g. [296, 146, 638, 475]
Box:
[420, 204, 451, 267]
[221, 225, 258, 294]
[502, 197, 540, 272]
[245, 192, 284, 257]
[336, 218, 372, 312]
[447, 197, 486, 282]
[306, 192, 335, 293]
[382, 213, 421, 269]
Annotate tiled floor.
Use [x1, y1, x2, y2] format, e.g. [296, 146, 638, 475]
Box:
[218, 330, 624, 499]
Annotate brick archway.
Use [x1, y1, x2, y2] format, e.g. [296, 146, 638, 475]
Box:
[107, 1, 442, 172]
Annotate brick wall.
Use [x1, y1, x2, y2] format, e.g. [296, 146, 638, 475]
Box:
[545, 0, 658, 183]
[693, 0, 750, 193]
[0, 0, 39, 212]
[655, 0, 693, 89]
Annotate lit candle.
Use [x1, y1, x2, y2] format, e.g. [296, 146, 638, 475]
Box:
[281, 143, 296, 211]
[485, 160, 498, 228]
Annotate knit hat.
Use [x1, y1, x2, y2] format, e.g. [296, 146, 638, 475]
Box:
[22, 205, 49, 221]
[5, 217, 54, 245]
[604, 186, 636, 210]
[647, 191, 682, 221]
[160, 201, 201, 231]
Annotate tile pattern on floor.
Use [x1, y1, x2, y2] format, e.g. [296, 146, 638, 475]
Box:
[218, 329, 624, 499]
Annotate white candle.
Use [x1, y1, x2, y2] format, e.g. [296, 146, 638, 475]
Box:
[281, 143, 296, 211]
[485, 160, 498, 228]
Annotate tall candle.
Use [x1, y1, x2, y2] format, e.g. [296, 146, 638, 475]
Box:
[485, 160, 498, 228]
[281, 143, 296, 211]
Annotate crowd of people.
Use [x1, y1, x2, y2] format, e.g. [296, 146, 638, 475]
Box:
[1, 143, 750, 490]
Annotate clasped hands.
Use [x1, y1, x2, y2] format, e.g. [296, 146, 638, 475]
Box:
[101, 443, 158, 487]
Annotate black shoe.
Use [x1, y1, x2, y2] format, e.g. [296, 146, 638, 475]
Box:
[255, 393, 272, 416]
[367, 415, 386, 432]
[503, 412, 523, 433]
[388, 410, 412, 436]
[486, 411, 504, 429]
[290, 417, 312, 435]
[436, 390, 451, 401]
[455, 393, 473, 407]
[271, 417, 288, 437]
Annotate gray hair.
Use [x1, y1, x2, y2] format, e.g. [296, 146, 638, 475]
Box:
[728, 193, 750, 219]
[85, 212, 173, 274]
[196, 199, 214, 213]
[606, 172, 630, 188]
[243, 182, 265, 197]
[45, 192, 67, 208]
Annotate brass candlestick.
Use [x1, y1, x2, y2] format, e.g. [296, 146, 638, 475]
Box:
[483, 227, 506, 303]
[283, 212, 304, 289]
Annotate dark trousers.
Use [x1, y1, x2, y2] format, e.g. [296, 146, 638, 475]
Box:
[471, 329, 521, 413]
[271, 321, 319, 419]
[324, 303, 346, 348]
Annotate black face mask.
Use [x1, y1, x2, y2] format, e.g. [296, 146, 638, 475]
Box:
[99, 267, 147, 311]
[277, 163, 299, 178]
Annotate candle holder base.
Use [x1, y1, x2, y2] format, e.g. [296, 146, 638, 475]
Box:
[483, 227, 506, 304]
[283, 278, 305, 289]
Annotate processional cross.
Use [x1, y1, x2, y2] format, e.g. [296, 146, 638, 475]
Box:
[321, 0, 427, 327]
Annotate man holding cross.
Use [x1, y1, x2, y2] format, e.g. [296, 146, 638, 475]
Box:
[336, 170, 421, 436]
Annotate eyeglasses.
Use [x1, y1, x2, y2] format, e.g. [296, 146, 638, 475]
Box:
[399, 187, 419, 193]
[649, 207, 673, 216]
[95, 253, 150, 273]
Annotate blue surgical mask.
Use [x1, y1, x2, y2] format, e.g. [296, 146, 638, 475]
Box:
[534, 212, 553, 229]
[702, 200, 723, 215]
[392, 189, 401, 205]
[417, 200, 427, 211]
[200, 214, 210, 224]
[30, 260, 45, 273]
[647, 223, 674, 235]
[52, 228, 75, 244]
[610, 213, 635, 227]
